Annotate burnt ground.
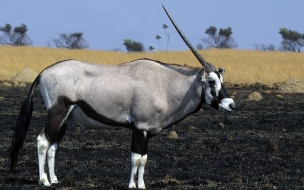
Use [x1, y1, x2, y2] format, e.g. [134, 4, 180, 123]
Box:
[0, 86, 304, 190]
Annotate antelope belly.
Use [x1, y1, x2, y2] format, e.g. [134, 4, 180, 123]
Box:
[69, 106, 127, 129]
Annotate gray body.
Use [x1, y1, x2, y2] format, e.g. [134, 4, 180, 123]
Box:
[9, 5, 235, 189]
[40, 59, 203, 136]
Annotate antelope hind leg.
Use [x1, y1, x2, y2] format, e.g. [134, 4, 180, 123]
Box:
[47, 143, 58, 184]
[37, 130, 51, 186]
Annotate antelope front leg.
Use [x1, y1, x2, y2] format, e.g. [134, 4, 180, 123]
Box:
[137, 154, 147, 189]
[128, 127, 149, 189]
[129, 153, 148, 189]
[129, 152, 141, 189]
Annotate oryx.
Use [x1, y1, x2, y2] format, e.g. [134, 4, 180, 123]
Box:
[9, 5, 235, 189]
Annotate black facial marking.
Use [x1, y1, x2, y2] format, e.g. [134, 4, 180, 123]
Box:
[218, 83, 231, 100]
[211, 98, 219, 109]
[207, 70, 231, 110]
[208, 72, 221, 102]
[214, 71, 221, 79]
[210, 85, 217, 96]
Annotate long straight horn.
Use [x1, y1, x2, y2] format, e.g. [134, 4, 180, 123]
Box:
[162, 5, 215, 72]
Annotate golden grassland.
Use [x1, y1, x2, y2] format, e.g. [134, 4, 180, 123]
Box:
[1, 46, 304, 86]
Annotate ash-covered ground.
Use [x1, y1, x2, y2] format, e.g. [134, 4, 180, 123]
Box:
[0, 86, 304, 189]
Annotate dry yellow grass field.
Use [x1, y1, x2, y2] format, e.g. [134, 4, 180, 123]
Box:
[1, 46, 304, 86]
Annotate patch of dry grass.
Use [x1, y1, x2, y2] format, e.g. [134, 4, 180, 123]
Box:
[1, 46, 304, 86]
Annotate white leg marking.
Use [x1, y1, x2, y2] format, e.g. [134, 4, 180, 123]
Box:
[47, 143, 58, 184]
[138, 154, 147, 189]
[128, 152, 141, 189]
[37, 132, 51, 186]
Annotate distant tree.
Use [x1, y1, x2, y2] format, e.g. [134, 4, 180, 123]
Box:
[113, 48, 121, 52]
[123, 39, 144, 52]
[155, 35, 162, 50]
[253, 44, 276, 51]
[0, 23, 32, 46]
[196, 43, 204, 50]
[148, 46, 154, 52]
[46, 40, 53, 48]
[205, 26, 217, 36]
[201, 26, 237, 49]
[162, 24, 170, 51]
[52, 33, 89, 49]
[278, 28, 304, 52]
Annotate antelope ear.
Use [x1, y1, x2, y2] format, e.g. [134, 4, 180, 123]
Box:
[218, 68, 225, 75]
[201, 68, 206, 81]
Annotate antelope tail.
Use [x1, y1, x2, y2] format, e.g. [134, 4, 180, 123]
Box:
[9, 75, 40, 171]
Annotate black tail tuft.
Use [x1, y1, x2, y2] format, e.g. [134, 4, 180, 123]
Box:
[9, 76, 39, 172]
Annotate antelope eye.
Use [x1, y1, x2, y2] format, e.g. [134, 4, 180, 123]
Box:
[209, 80, 215, 86]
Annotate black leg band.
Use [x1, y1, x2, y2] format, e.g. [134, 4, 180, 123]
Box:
[131, 127, 149, 155]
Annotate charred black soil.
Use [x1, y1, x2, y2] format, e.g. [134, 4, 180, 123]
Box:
[0, 86, 304, 189]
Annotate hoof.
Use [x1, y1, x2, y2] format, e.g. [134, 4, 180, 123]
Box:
[39, 173, 51, 186]
[128, 182, 136, 189]
[138, 183, 146, 189]
[50, 176, 58, 184]
[39, 179, 51, 186]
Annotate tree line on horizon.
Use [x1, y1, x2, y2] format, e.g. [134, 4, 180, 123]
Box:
[0, 23, 303, 53]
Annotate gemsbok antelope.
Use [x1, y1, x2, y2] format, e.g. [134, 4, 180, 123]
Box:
[9, 5, 235, 189]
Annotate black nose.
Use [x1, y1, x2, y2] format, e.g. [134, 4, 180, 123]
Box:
[229, 103, 235, 110]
